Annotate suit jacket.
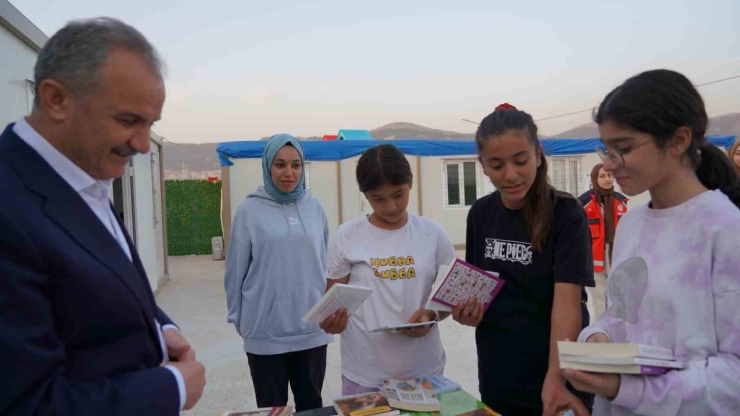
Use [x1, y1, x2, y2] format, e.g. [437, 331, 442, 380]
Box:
[0, 125, 180, 415]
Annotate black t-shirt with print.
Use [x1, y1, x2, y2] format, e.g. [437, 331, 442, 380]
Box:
[466, 191, 594, 412]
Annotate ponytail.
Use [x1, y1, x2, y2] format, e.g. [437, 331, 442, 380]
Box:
[524, 150, 557, 251]
[695, 143, 740, 208]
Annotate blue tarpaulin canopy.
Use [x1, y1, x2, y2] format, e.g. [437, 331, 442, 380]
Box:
[216, 136, 737, 166]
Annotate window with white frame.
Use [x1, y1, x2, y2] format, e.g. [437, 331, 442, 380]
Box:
[549, 156, 583, 196]
[304, 161, 311, 189]
[443, 159, 479, 209]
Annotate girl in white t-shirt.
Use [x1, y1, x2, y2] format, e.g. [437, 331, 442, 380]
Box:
[320, 144, 457, 395]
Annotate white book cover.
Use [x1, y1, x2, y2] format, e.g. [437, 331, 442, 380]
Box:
[559, 354, 685, 369]
[302, 283, 373, 323]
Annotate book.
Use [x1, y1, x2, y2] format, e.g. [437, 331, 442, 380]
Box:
[333, 392, 400, 416]
[559, 360, 670, 375]
[426, 259, 504, 313]
[369, 321, 438, 333]
[438, 390, 501, 416]
[559, 354, 685, 369]
[383, 378, 441, 412]
[218, 406, 293, 416]
[426, 375, 461, 395]
[303, 283, 373, 323]
[557, 341, 675, 360]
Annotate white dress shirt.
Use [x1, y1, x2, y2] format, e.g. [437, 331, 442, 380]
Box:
[13, 118, 186, 411]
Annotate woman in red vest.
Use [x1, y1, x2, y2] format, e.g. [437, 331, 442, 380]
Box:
[577, 163, 628, 322]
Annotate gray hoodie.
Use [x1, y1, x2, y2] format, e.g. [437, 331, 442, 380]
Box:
[224, 186, 334, 354]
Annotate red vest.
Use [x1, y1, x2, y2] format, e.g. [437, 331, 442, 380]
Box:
[578, 191, 628, 273]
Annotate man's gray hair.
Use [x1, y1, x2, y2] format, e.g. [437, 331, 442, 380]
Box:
[33, 17, 165, 105]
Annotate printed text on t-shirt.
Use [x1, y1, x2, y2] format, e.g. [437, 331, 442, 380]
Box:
[485, 238, 533, 265]
[370, 256, 416, 280]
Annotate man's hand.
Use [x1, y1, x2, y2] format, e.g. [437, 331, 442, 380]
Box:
[452, 298, 484, 327]
[398, 308, 437, 338]
[320, 308, 349, 334]
[168, 360, 206, 410]
[164, 328, 195, 362]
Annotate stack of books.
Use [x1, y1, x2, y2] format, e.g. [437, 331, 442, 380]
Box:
[558, 341, 685, 375]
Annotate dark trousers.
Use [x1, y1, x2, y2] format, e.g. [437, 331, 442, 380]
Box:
[246, 345, 327, 412]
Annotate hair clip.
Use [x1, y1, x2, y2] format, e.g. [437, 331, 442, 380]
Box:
[495, 103, 517, 111]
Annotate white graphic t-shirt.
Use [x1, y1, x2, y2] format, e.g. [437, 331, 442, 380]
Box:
[326, 213, 456, 387]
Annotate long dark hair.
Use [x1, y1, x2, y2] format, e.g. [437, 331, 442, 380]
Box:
[356, 144, 413, 193]
[595, 69, 740, 208]
[475, 105, 557, 251]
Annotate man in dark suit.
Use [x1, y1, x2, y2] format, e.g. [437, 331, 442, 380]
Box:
[0, 18, 206, 415]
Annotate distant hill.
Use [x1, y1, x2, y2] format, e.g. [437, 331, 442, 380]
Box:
[552, 113, 740, 139]
[163, 114, 739, 179]
[370, 122, 474, 141]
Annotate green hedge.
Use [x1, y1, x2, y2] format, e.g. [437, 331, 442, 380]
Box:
[165, 180, 222, 256]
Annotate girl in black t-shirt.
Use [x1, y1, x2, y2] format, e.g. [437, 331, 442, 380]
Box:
[453, 104, 595, 416]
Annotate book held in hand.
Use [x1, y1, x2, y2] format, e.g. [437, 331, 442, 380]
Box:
[333, 392, 400, 416]
[558, 341, 682, 376]
[382, 378, 441, 413]
[557, 341, 674, 360]
[218, 406, 293, 416]
[369, 321, 438, 333]
[303, 283, 373, 324]
[425, 259, 504, 313]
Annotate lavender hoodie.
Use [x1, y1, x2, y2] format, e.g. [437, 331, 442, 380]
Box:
[579, 190, 740, 416]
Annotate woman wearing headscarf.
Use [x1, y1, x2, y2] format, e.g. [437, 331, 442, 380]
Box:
[577, 163, 628, 322]
[224, 134, 333, 411]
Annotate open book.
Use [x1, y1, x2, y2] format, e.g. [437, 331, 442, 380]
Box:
[303, 283, 373, 323]
[425, 259, 504, 313]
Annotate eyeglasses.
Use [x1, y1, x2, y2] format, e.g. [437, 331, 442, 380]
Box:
[595, 139, 653, 167]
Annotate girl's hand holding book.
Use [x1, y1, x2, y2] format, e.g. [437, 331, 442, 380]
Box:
[452, 298, 484, 327]
[398, 308, 437, 338]
[586, 333, 609, 343]
[320, 308, 349, 334]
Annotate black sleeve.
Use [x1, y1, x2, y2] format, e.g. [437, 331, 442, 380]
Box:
[552, 197, 595, 288]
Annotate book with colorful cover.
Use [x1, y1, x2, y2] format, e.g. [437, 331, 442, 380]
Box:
[426, 259, 504, 313]
[383, 378, 441, 412]
[217, 406, 293, 416]
[438, 389, 501, 416]
[426, 375, 461, 395]
[333, 392, 400, 416]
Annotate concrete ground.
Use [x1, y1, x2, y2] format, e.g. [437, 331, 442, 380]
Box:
[157, 254, 480, 416]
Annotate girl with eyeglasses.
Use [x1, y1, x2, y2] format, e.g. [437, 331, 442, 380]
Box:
[563, 69, 740, 415]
